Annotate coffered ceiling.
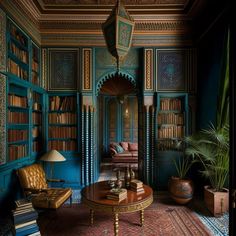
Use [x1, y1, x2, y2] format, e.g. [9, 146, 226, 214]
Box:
[0, 0, 228, 46]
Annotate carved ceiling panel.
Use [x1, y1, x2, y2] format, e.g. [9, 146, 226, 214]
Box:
[41, 0, 187, 5]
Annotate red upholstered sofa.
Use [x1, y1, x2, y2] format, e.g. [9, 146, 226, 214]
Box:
[109, 142, 138, 167]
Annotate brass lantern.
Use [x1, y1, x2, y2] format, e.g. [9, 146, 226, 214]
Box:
[102, 0, 135, 72]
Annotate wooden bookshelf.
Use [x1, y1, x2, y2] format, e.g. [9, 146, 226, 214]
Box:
[47, 95, 77, 152]
[7, 19, 29, 81]
[7, 84, 29, 162]
[32, 91, 43, 154]
[32, 44, 40, 86]
[157, 94, 188, 151]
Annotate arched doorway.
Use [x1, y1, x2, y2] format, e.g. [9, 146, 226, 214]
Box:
[96, 71, 138, 179]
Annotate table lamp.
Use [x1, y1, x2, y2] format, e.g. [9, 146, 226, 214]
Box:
[40, 150, 66, 179]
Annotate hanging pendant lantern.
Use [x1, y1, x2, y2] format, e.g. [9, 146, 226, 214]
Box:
[102, 0, 135, 72]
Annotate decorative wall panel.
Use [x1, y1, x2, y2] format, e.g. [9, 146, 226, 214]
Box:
[0, 74, 6, 165]
[144, 49, 154, 91]
[49, 49, 78, 90]
[157, 50, 186, 91]
[82, 48, 92, 91]
[0, 9, 6, 71]
[0, 9, 6, 165]
[95, 48, 140, 83]
[42, 48, 47, 89]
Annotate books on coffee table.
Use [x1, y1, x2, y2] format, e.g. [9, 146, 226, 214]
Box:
[107, 188, 127, 201]
[130, 179, 145, 193]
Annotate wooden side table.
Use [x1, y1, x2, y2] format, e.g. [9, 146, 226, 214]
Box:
[81, 181, 153, 236]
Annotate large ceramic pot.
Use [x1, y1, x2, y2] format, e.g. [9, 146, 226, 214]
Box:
[204, 185, 229, 217]
[168, 176, 194, 204]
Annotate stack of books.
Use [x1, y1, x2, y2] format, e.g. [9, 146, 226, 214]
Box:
[130, 179, 145, 194]
[107, 188, 127, 201]
[13, 199, 41, 236]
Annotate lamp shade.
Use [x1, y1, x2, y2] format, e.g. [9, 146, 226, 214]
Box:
[102, 0, 135, 71]
[40, 150, 66, 162]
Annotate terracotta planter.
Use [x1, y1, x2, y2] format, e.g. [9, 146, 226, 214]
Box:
[204, 185, 229, 217]
[168, 176, 194, 204]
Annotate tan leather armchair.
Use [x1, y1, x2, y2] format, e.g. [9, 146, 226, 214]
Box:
[17, 163, 72, 209]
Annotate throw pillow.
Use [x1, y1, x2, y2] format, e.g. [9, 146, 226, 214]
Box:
[128, 142, 138, 151]
[120, 142, 129, 151]
[114, 144, 124, 153]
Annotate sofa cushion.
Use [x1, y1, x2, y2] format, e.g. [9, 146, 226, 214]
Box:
[114, 150, 132, 157]
[120, 142, 129, 151]
[128, 142, 138, 151]
[114, 144, 124, 153]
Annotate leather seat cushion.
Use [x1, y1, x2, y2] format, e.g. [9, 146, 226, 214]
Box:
[31, 188, 72, 209]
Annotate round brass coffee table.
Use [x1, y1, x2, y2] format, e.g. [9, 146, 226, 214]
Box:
[81, 180, 153, 236]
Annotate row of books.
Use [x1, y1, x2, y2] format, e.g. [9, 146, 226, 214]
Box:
[48, 127, 77, 139]
[158, 126, 184, 139]
[9, 42, 28, 64]
[130, 179, 145, 194]
[48, 113, 77, 124]
[48, 140, 77, 151]
[8, 59, 28, 80]
[13, 199, 41, 236]
[8, 144, 27, 161]
[49, 96, 76, 111]
[33, 141, 42, 152]
[8, 94, 27, 108]
[157, 113, 184, 125]
[32, 60, 39, 72]
[8, 129, 28, 142]
[8, 111, 28, 123]
[32, 71, 39, 85]
[10, 24, 28, 47]
[107, 188, 127, 201]
[32, 113, 42, 124]
[160, 98, 182, 111]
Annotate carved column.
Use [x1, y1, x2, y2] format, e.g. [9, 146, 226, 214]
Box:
[0, 8, 6, 165]
[81, 48, 96, 186]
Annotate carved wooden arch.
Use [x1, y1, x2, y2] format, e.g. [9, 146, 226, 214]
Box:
[95, 71, 136, 96]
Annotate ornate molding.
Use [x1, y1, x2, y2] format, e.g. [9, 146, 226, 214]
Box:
[0, 74, 6, 165]
[41, 48, 47, 89]
[0, 8, 6, 71]
[82, 48, 92, 91]
[1, 0, 41, 44]
[96, 71, 136, 96]
[144, 49, 153, 91]
[39, 21, 189, 32]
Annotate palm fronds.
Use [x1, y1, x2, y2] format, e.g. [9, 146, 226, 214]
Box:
[185, 123, 229, 191]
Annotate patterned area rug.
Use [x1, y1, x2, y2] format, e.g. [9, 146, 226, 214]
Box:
[38, 196, 213, 236]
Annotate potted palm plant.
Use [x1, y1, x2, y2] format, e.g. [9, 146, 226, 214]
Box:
[185, 124, 229, 216]
[168, 140, 194, 205]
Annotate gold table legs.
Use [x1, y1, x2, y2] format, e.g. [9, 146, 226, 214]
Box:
[90, 209, 94, 225]
[89, 209, 144, 235]
[114, 213, 119, 236]
[140, 209, 144, 226]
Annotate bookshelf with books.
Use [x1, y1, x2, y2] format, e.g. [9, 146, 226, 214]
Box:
[47, 94, 78, 153]
[7, 19, 29, 82]
[156, 93, 189, 189]
[32, 90, 44, 156]
[31, 44, 40, 86]
[157, 93, 188, 151]
[7, 83, 29, 162]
